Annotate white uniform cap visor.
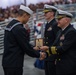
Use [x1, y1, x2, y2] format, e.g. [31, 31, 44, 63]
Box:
[57, 9, 73, 18]
[44, 4, 57, 12]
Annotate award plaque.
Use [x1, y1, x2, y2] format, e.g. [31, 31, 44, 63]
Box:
[35, 38, 44, 47]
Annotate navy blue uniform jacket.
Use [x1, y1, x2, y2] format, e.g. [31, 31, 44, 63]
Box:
[2, 19, 40, 67]
[53, 24, 76, 74]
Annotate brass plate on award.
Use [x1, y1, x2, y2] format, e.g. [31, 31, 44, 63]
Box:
[35, 38, 44, 47]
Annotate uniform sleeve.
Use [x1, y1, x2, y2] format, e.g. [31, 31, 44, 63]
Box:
[12, 25, 40, 58]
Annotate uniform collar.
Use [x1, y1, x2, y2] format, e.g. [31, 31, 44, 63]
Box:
[47, 18, 55, 23]
[62, 24, 70, 31]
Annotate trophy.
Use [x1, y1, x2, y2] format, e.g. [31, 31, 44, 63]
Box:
[35, 38, 44, 48]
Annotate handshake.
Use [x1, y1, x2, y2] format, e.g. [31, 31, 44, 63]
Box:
[34, 46, 49, 51]
[33, 46, 49, 60]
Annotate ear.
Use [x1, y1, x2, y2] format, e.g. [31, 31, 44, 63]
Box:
[23, 13, 26, 17]
[65, 18, 68, 22]
[51, 11, 54, 15]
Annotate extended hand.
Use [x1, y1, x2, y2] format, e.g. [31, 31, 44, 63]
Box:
[33, 46, 40, 50]
[40, 46, 49, 51]
[39, 52, 46, 60]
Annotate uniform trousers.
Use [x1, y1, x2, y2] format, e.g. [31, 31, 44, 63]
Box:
[57, 72, 76, 75]
[3, 67, 23, 75]
[44, 60, 56, 75]
[44, 61, 76, 75]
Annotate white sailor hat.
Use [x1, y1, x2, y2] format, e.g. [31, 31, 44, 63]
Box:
[43, 4, 57, 13]
[56, 9, 73, 19]
[20, 5, 33, 15]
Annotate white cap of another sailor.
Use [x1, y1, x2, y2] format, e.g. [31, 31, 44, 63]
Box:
[43, 4, 57, 13]
[20, 5, 33, 15]
[57, 9, 73, 19]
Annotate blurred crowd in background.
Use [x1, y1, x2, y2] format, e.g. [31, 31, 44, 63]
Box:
[0, 0, 76, 22]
